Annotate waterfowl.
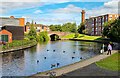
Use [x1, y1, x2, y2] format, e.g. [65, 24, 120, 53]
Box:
[44, 57, 47, 59]
[57, 63, 60, 67]
[80, 57, 82, 59]
[72, 57, 75, 59]
[37, 60, 39, 63]
[63, 51, 65, 53]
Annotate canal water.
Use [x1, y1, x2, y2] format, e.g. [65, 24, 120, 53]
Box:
[2, 40, 102, 76]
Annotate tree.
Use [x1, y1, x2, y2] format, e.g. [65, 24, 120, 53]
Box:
[62, 23, 77, 32]
[28, 20, 37, 40]
[78, 22, 85, 34]
[39, 31, 49, 41]
[49, 24, 62, 31]
[102, 19, 120, 42]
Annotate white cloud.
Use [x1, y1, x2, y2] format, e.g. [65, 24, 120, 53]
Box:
[34, 10, 43, 13]
[49, 4, 83, 14]
[0, 0, 119, 25]
[0, 0, 113, 2]
[0, 2, 45, 14]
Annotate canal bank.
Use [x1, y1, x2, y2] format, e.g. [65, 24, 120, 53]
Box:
[0, 41, 37, 54]
[60, 38, 110, 43]
[31, 50, 118, 77]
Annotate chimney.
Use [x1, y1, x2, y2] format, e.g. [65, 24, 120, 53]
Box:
[81, 10, 85, 23]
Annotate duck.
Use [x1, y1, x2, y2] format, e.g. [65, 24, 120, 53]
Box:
[57, 63, 60, 67]
[80, 57, 82, 59]
[37, 60, 39, 63]
[73, 52, 75, 54]
[51, 64, 55, 68]
[63, 51, 65, 53]
[44, 57, 47, 59]
[72, 57, 75, 59]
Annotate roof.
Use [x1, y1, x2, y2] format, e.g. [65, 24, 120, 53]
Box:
[86, 14, 120, 20]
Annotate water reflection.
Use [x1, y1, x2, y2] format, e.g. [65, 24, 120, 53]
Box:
[2, 40, 102, 76]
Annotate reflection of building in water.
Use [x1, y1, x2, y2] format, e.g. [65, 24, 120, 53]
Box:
[2, 51, 25, 75]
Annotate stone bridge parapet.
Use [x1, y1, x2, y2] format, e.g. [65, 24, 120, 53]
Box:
[48, 31, 73, 38]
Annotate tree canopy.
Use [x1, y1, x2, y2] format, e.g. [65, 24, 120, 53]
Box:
[103, 19, 120, 42]
[28, 20, 37, 40]
[78, 22, 85, 34]
[49, 22, 77, 33]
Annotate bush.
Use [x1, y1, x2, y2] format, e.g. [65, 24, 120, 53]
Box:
[75, 33, 79, 38]
[39, 31, 49, 41]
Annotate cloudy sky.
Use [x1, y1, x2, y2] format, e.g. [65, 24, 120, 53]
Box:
[0, 0, 119, 25]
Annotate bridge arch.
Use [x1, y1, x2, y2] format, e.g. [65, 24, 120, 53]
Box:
[50, 34, 59, 41]
[48, 31, 73, 40]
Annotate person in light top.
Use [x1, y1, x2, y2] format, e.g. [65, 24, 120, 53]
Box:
[107, 43, 112, 55]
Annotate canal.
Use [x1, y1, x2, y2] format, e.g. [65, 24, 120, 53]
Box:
[2, 40, 102, 76]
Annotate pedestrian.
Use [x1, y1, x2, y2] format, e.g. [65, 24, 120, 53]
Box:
[107, 44, 112, 55]
[100, 44, 104, 54]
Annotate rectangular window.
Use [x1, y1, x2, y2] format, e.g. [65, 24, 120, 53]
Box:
[37, 30, 40, 32]
[1, 35, 9, 42]
[42, 26, 44, 29]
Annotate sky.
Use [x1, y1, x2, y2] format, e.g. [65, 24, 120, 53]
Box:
[0, 0, 119, 26]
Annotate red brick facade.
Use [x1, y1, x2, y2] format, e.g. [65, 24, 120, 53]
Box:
[0, 30, 12, 43]
[85, 14, 119, 36]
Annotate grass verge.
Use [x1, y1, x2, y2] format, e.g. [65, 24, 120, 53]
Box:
[61, 33, 105, 40]
[96, 51, 120, 71]
[2, 40, 37, 50]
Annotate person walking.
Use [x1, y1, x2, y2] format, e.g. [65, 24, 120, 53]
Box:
[101, 44, 105, 54]
[107, 44, 112, 55]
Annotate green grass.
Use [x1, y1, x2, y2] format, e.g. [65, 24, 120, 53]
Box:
[96, 51, 120, 71]
[61, 33, 104, 40]
[2, 40, 36, 50]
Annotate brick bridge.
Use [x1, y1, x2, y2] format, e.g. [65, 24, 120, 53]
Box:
[48, 31, 73, 38]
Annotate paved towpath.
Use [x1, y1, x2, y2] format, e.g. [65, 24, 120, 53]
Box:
[32, 50, 118, 77]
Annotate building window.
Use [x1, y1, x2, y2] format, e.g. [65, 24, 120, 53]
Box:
[42, 26, 44, 29]
[37, 30, 40, 32]
[95, 28, 97, 31]
[96, 19, 97, 23]
[96, 32, 97, 35]
[92, 28, 94, 31]
[38, 27, 40, 29]
[109, 15, 112, 20]
[92, 24, 94, 27]
[102, 17, 104, 22]
[102, 22, 104, 26]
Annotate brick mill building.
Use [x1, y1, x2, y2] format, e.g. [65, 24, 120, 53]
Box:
[0, 16, 25, 43]
[84, 13, 120, 36]
[25, 22, 50, 33]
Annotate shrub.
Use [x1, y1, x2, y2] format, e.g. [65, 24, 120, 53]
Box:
[75, 33, 79, 38]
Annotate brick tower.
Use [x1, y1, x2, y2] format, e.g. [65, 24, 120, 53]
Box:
[81, 10, 85, 23]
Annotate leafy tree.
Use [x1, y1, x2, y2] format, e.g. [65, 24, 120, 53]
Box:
[102, 19, 120, 42]
[49, 25, 62, 31]
[28, 21, 37, 40]
[78, 22, 85, 34]
[39, 31, 49, 41]
[62, 23, 77, 32]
